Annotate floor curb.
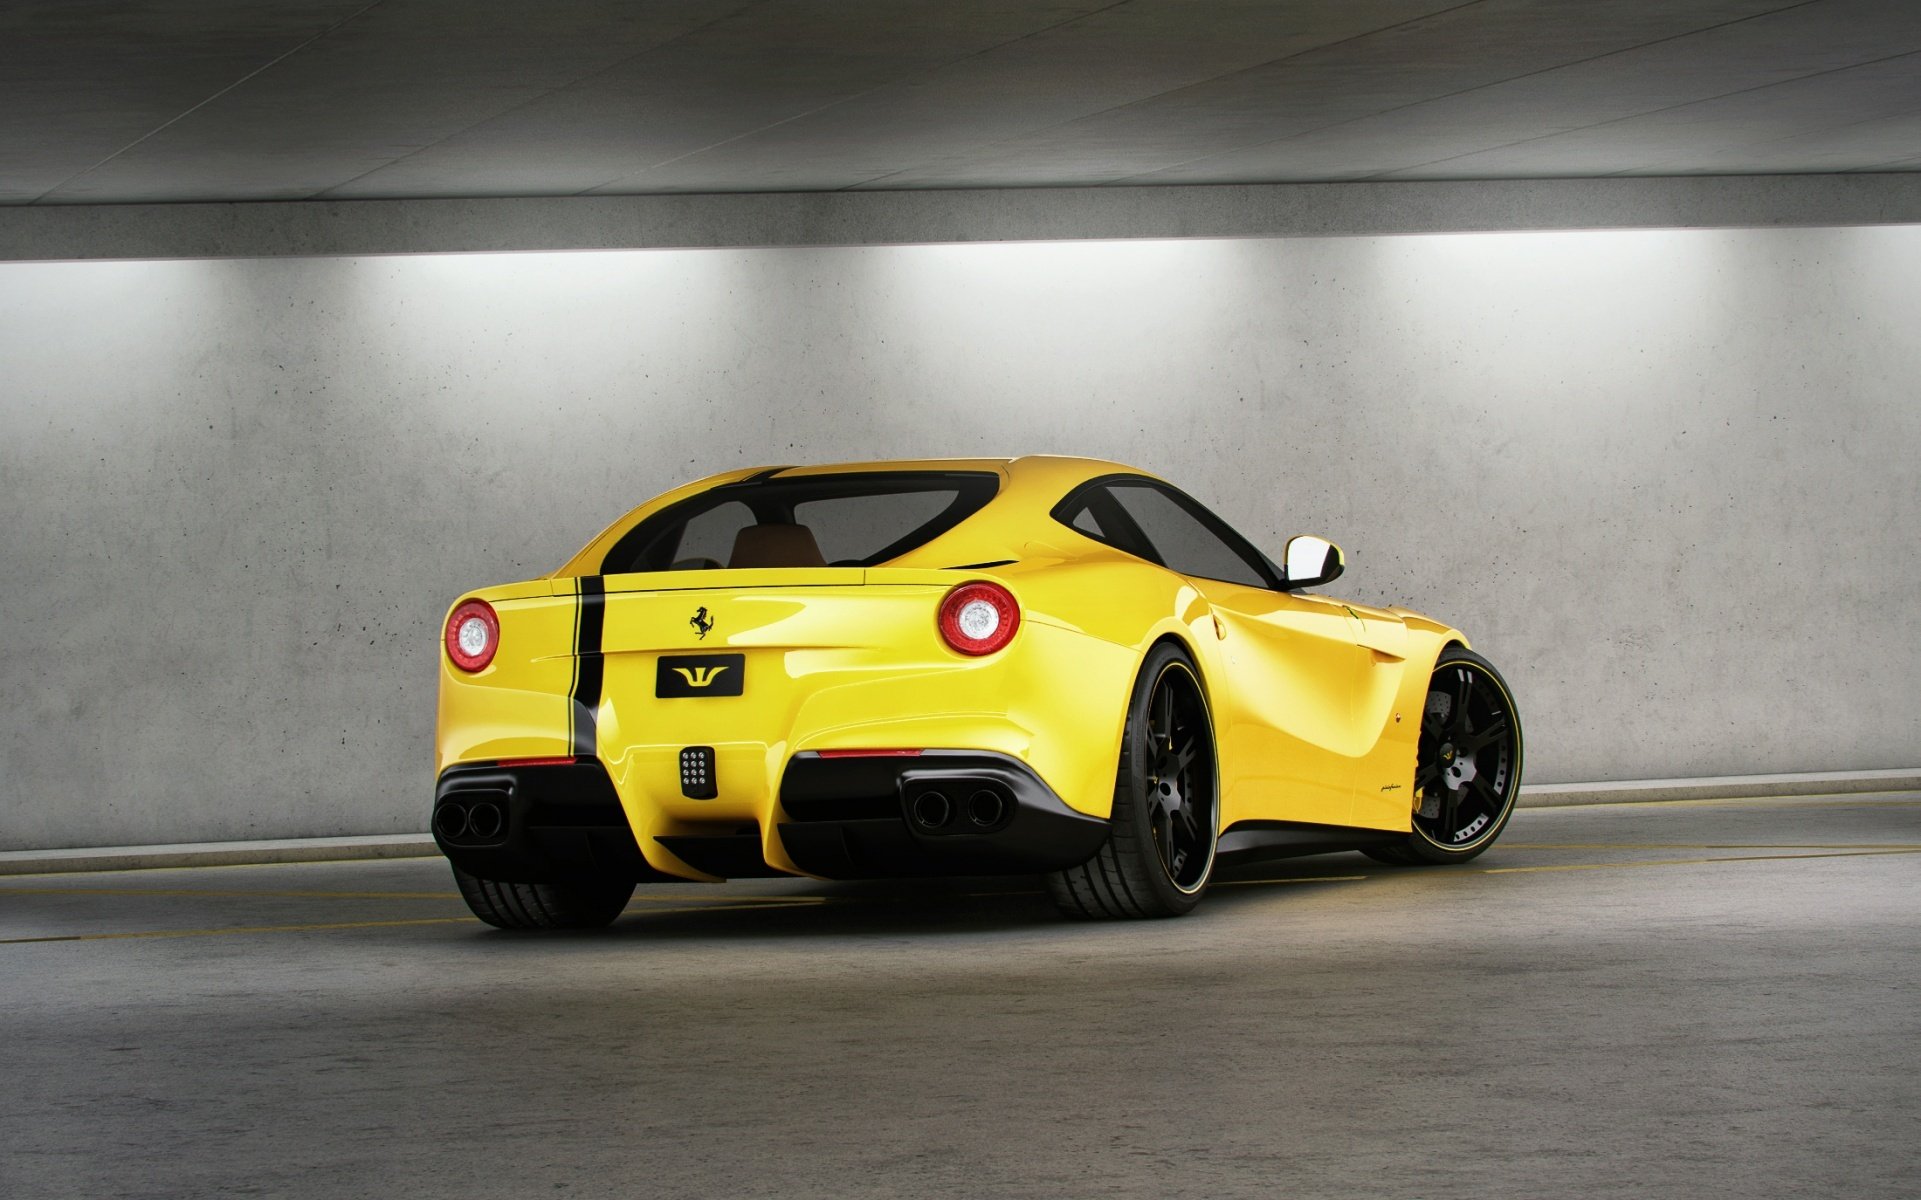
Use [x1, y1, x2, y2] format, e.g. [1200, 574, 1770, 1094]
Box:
[1517, 767, 1921, 807]
[4, 769, 1917, 874]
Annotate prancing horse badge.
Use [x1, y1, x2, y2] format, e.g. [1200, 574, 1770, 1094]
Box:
[690, 606, 715, 639]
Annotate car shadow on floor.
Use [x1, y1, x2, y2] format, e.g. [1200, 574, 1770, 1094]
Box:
[457, 854, 1386, 943]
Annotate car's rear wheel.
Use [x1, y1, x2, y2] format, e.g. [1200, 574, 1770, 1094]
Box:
[451, 864, 636, 930]
[1366, 645, 1523, 866]
[1047, 642, 1220, 918]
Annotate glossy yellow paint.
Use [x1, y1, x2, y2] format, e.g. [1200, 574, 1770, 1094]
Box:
[437, 455, 1466, 880]
[432, 576, 573, 767]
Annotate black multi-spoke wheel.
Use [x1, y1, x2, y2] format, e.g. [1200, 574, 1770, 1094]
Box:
[1047, 642, 1220, 918]
[1368, 646, 1523, 866]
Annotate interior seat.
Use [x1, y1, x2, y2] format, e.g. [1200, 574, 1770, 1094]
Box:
[728, 523, 828, 569]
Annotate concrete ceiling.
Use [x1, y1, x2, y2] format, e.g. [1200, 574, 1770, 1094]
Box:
[4, 0, 1920, 205]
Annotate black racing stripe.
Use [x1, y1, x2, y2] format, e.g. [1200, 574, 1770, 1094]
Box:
[570, 575, 606, 757]
[741, 465, 791, 482]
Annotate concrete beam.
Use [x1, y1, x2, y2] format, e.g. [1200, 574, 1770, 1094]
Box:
[5, 174, 1921, 261]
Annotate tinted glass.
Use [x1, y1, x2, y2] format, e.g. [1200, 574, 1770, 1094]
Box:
[601, 472, 999, 574]
[1103, 484, 1270, 588]
[795, 489, 957, 566]
[670, 501, 755, 570]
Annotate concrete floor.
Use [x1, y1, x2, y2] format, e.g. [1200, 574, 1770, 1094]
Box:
[3, 795, 1917, 1199]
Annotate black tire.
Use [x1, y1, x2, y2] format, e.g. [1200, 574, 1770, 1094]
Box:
[451, 864, 636, 930]
[1047, 642, 1220, 919]
[1364, 645, 1524, 866]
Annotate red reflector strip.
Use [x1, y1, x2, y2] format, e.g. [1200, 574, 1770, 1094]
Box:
[497, 756, 579, 768]
[814, 749, 925, 759]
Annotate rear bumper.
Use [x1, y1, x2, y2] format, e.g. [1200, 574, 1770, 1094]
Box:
[432, 760, 671, 885]
[432, 751, 1109, 883]
[775, 750, 1110, 878]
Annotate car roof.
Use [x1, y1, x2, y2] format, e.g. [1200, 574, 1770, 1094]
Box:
[554, 455, 1169, 577]
[755, 455, 1162, 489]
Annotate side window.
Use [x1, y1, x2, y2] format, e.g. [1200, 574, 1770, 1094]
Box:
[669, 501, 754, 570]
[793, 489, 958, 566]
[1103, 484, 1270, 588]
[1059, 492, 1152, 560]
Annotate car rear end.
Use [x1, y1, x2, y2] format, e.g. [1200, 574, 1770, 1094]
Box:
[432, 465, 1135, 884]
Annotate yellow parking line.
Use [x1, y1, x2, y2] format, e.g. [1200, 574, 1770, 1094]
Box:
[964, 874, 1371, 899]
[627, 899, 829, 917]
[1216, 875, 1369, 888]
[8, 842, 1912, 944]
[0, 916, 474, 944]
[0, 886, 465, 900]
[0, 898, 832, 945]
[628, 894, 824, 905]
[0, 886, 825, 903]
[1483, 847, 1921, 875]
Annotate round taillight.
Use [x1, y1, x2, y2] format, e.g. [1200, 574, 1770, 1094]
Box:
[938, 581, 1020, 657]
[445, 599, 499, 673]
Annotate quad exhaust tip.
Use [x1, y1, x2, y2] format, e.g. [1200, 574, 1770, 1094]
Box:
[904, 781, 1013, 835]
[910, 790, 952, 832]
[465, 801, 505, 840]
[434, 796, 508, 845]
[966, 789, 1005, 828]
[433, 805, 469, 840]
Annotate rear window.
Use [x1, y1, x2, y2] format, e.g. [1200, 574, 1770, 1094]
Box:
[600, 471, 1000, 574]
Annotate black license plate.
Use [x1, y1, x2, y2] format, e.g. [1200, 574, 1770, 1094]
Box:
[656, 653, 745, 698]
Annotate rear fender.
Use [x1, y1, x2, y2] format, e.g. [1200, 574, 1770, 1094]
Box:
[435, 580, 578, 771]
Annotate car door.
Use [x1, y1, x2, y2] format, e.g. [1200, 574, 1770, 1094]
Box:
[1067, 480, 1373, 830]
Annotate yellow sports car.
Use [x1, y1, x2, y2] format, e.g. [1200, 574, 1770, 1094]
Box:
[433, 456, 1522, 927]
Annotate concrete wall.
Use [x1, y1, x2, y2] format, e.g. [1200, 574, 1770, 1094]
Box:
[4, 225, 1918, 849]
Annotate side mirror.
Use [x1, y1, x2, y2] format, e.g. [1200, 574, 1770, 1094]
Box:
[1284, 535, 1344, 589]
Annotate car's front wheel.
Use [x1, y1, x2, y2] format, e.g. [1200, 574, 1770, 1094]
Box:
[1367, 645, 1524, 866]
[1047, 642, 1220, 918]
[451, 865, 636, 930]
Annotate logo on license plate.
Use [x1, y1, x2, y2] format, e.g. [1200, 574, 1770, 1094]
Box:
[656, 653, 745, 698]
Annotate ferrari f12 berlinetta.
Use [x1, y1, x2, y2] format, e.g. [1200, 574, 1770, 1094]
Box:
[433, 457, 1522, 926]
